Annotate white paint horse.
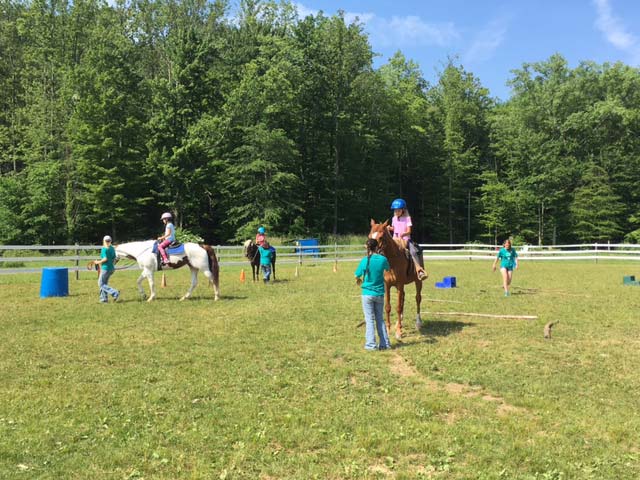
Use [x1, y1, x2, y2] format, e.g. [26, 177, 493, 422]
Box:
[115, 241, 220, 302]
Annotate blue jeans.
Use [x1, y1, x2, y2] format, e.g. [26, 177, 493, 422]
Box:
[98, 269, 119, 302]
[261, 264, 271, 282]
[362, 295, 390, 350]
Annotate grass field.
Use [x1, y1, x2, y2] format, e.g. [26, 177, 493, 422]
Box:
[1, 260, 639, 479]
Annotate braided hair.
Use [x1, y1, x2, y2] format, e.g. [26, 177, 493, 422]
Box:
[364, 238, 378, 281]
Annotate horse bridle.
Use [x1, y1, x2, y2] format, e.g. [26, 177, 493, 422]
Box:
[245, 241, 260, 263]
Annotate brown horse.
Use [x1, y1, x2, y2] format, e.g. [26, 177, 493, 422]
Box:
[243, 239, 276, 281]
[368, 219, 424, 339]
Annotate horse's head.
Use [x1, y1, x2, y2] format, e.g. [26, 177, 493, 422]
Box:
[114, 240, 153, 262]
[368, 219, 390, 252]
[243, 239, 255, 258]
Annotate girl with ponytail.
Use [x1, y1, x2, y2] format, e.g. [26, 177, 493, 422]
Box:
[355, 239, 391, 350]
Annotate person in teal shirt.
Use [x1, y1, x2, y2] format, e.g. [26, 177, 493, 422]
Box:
[492, 238, 519, 296]
[93, 235, 120, 303]
[258, 240, 273, 283]
[355, 238, 391, 350]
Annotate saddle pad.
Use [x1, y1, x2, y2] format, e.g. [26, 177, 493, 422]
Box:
[152, 241, 184, 256]
[167, 244, 185, 255]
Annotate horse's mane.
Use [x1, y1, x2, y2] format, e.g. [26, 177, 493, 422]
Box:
[375, 222, 404, 259]
[115, 240, 155, 259]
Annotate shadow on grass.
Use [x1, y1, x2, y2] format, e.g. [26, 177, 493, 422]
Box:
[421, 319, 475, 337]
[394, 336, 437, 348]
[392, 320, 475, 348]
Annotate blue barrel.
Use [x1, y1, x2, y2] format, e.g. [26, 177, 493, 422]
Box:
[296, 238, 320, 257]
[40, 267, 69, 298]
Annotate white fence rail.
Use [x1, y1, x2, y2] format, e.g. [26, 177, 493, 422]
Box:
[1, 242, 640, 275]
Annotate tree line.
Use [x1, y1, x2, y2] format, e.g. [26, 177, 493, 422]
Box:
[1, 0, 639, 245]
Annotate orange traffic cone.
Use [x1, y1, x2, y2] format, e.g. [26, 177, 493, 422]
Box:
[161, 272, 167, 288]
[240, 269, 246, 283]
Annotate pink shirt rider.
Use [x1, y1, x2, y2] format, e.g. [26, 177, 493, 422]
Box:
[392, 215, 412, 241]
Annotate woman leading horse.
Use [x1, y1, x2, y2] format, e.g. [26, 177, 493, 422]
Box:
[368, 217, 425, 339]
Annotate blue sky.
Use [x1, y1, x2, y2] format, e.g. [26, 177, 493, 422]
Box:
[291, 0, 640, 100]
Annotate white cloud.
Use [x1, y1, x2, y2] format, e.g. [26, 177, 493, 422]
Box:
[293, 2, 318, 19]
[294, 3, 459, 48]
[463, 17, 510, 64]
[372, 16, 459, 48]
[344, 11, 375, 26]
[593, 0, 640, 62]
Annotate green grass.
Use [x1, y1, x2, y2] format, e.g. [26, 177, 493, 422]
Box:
[1, 261, 639, 479]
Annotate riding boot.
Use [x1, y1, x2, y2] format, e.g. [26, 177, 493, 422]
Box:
[408, 241, 427, 280]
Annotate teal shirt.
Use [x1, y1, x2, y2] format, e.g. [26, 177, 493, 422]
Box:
[100, 245, 116, 271]
[258, 246, 273, 266]
[354, 253, 390, 296]
[497, 247, 518, 269]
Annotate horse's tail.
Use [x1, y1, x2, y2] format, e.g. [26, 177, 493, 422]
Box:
[201, 244, 220, 287]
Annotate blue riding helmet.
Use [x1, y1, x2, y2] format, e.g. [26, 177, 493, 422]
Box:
[257, 227, 266, 234]
[390, 198, 407, 210]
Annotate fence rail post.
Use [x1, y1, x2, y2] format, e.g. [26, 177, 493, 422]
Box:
[75, 242, 79, 280]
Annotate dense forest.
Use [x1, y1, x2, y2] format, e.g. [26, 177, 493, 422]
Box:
[1, 0, 640, 245]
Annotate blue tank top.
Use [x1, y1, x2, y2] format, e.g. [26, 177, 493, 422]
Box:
[166, 223, 176, 242]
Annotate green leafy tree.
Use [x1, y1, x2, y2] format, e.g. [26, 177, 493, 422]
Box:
[223, 123, 301, 240]
[478, 171, 517, 244]
[68, 6, 149, 241]
[433, 60, 492, 243]
[570, 163, 625, 242]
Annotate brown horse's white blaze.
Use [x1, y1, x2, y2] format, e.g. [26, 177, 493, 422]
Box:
[368, 219, 424, 339]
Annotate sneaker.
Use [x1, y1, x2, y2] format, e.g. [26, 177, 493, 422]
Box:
[113, 293, 120, 302]
[504, 291, 510, 297]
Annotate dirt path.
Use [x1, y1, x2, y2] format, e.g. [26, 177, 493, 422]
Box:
[389, 353, 525, 416]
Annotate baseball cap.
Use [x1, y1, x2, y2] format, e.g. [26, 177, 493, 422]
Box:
[103, 235, 112, 242]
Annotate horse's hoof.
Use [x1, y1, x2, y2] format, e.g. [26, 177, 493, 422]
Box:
[395, 331, 403, 340]
[146, 297, 155, 303]
[416, 319, 423, 331]
[214, 296, 220, 301]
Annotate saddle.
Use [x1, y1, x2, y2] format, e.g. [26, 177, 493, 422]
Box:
[153, 241, 186, 270]
[402, 241, 424, 277]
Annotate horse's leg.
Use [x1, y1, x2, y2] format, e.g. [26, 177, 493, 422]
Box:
[384, 283, 392, 335]
[146, 269, 156, 302]
[203, 269, 220, 301]
[136, 271, 147, 300]
[415, 280, 423, 331]
[271, 252, 276, 280]
[180, 266, 198, 301]
[396, 286, 405, 340]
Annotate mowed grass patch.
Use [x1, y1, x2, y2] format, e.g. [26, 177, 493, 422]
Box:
[1, 261, 639, 479]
